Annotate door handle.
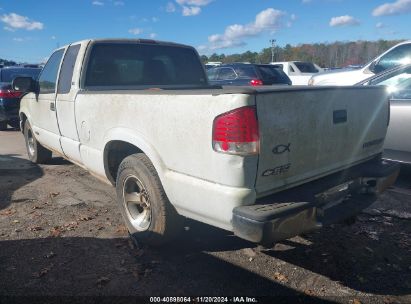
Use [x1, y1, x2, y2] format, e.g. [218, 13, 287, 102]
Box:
[50, 102, 55, 111]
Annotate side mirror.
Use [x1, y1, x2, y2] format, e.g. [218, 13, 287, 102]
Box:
[12, 77, 37, 93]
[368, 60, 387, 74]
[368, 61, 377, 73]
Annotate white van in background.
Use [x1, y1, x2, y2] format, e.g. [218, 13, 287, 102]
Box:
[270, 61, 323, 85]
[309, 40, 411, 86]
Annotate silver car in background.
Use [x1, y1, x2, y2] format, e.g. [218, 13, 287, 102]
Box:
[359, 64, 411, 163]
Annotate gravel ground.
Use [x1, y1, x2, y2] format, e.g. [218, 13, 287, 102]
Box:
[0, 129, 410, 304]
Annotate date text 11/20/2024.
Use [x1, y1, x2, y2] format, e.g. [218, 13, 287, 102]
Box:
[149, 296, 258, 303]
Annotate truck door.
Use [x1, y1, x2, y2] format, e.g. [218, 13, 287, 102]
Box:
[55, 44, 83, 164]
[30, 49, 65, 154]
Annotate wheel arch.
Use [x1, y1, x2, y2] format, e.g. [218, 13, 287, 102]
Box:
[102, 129, 166, 186]
[19, 112, 29, 133]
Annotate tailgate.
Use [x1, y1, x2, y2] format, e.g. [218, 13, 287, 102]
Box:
[255, 86, 389, 196]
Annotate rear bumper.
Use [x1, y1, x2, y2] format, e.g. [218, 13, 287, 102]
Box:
[232, 158, 400, 244]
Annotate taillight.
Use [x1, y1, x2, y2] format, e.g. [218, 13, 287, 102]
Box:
[212, 106, 259, 155]
[0, 90, 22, 98]
[249, 79, 263, 86]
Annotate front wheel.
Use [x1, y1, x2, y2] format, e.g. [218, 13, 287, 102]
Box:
[116, 154, 183, 246]
[24, 120, 52, 164]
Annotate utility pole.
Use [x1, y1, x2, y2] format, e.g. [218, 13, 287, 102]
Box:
[270, 39, 276, 63]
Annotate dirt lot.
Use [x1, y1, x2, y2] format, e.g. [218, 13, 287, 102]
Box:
[0, 129, 411, 303]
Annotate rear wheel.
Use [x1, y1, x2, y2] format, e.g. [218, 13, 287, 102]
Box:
[116, 153, 183, 246]
[0, 121, 7, 130]
[24, 120, 52, 163]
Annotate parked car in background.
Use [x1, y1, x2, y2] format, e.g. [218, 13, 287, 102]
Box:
[207, 63, 292, 86]
[309, 40, 411, 86]
[0, 66, 42, 130]
[205, 61, 222, 69]
[357, 64, 411, 164]
[270, 61, 323, 85]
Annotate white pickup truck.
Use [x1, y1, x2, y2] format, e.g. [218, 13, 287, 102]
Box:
[270, 61, 323, 85]
[14, 39, 399, 246]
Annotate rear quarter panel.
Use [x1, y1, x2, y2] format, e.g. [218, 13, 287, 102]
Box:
[74, 90, 258, 184]
[74, 90, 259, 229]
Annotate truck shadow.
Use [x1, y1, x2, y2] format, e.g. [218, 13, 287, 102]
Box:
[2, 156, 409, 299]
[0, 236, 334, 303]
[262, 223, 410, 296]
[160, 213, 410, 297]
[162, 166, 411, 296]
[259, 168, 411, 296]
[0, 155, 333, 302]
[46, 157, 71, 166]
[0, 154, 43, 211]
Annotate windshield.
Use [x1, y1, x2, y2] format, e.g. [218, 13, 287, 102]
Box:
[0, 68, 42, 83]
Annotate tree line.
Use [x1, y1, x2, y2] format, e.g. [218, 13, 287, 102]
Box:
[0, 59, 17, 67]
[1, 39, 405, 69]
[201, 39, 405, 68]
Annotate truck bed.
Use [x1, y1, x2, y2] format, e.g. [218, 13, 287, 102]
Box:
[78, 85, 389, 199]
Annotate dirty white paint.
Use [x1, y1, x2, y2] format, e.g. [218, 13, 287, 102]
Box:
[19, 39, 390, 231]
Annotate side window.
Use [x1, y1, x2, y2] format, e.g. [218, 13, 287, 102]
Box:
[218, 68, 236, 80]
[236, 66, 258, 78]
[375, 44, 411, 73]
[207, 68, 218, 80]
[38, 49, 64, 94]
[289, 65, 295, 73]
[58, 44, 80, 94]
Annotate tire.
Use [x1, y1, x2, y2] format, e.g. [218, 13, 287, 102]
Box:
[116, 153, 183, 246]
[0, 121, 7, 130]
[24, 120, 52, 164]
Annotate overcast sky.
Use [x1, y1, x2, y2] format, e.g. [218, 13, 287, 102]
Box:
[0, 0, 410, 62]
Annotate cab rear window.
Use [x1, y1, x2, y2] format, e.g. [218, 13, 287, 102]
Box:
[84, 43, 208, 88]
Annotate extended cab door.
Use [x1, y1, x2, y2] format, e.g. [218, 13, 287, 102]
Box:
[29, 49, 65, 154]
[55, 44, 83, 164]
